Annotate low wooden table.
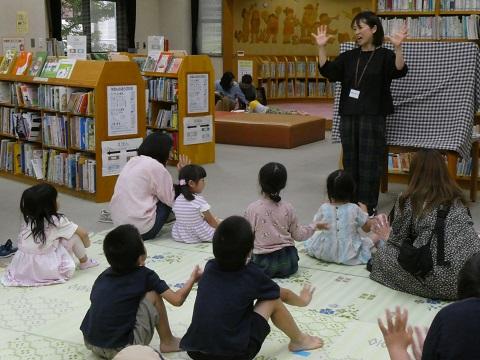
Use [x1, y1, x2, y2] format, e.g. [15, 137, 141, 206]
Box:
[214, 112, 325, 149]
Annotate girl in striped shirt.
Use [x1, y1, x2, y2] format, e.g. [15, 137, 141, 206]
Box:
[172, 165, 219, 243]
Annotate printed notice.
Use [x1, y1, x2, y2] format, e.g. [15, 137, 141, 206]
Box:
[183, 115, 213, 145]
[187, 73, 209, 114]
[101, 138, 143, 176]
[16, 12, 29, 34]
[67, 35, 87, 60]
[238, 60, 253, 79]
[107, 85, 138, 136]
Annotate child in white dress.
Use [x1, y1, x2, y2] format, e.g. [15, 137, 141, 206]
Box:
[305, 170, 383, 265]
[172, 165, 219, 243]
[2, 183, 98, 287]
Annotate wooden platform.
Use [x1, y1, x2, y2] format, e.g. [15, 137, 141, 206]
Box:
[215, 111, 325, 149]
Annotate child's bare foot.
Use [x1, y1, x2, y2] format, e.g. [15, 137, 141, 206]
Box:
[160, 336, 181, 353]
[298, 284, 315, 307]
[288, 334, 324, 352]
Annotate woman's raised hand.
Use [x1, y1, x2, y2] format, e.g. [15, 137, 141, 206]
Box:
[385, 23, 409, 47]
[311, 25, 334, 47]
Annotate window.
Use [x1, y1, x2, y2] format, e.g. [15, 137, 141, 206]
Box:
[197, 0, 222, 55]
[61, 0, 118, 52]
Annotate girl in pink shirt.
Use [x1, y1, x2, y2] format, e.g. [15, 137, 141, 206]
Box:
[2, 184, 97, 287]
[244, 162, 327, 278]
[110, 133, 189, 240]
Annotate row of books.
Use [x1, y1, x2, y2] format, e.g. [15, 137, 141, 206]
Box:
[142, 52, 183, 73]
[378, 0, 435, 11]
[42, 115, 68, 148]
[260, 61, 320, 79]
[146, 129, 179, 161]
[147, 78, 178, 102]
[0, 140, 95, 192]
[440, 0, 480, 10]
[0, 50, 76, 79]
[381, 15, 479, 39]
[38, 85, 93, 114]
[149, 106, 178, 129]
[70, 117, 95, 151]
[0, 109, 41, 140]
[387, 152, 476, 176]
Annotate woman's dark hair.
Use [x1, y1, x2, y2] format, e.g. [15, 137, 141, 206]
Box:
[351, 11, 384, 47]
[20, 183, 60, 245]
[241, 74, 253, 85]
[327, 170, 356, 203]
[259, 162, 287, 203]
[458, 252, 480, 299]
[178, 164, 207, 201]
[137, 132, 172, 165]
[103, 224, 146, 274]
[399, 149, 466, 217]
[213, 216, 254, 271]
[220, 71, 235, 92]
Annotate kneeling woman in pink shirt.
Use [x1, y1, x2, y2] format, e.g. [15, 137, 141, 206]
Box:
[110, 133, 189, 240]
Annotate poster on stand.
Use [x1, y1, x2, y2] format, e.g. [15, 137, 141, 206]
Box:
[187, 73, 209, 114]
[107, 85, 138, 136]
[183, 115, 213, 145]
[101, 138, 143, 176]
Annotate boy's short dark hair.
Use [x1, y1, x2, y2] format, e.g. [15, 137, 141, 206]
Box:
[213, 216, 254, 271]
[103, 224, 146, 274]
[458, 252, 480, 299]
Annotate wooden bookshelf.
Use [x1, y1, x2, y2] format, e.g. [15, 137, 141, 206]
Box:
[373, 0, 480, 41]
[143, 55, 215, 165]
[233, 55, 335, 102]
[0, 60, 146, 202]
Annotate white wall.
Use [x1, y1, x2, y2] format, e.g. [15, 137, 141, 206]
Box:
[0, 0, 48, 53]
[135, 0, 163, 54]
[156, 0, 191, 52]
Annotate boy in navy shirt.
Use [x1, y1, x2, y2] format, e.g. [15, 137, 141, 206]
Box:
[180, 216, 323, 359]
[81, 224, 201, 359]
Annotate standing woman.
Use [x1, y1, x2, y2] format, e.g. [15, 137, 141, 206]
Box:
[312, 11, 408, 215]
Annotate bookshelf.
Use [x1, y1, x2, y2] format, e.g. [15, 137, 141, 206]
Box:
[374, 0, 480, 40]
[0, 60, 146, 202]
[143, 55, 215, 165]
[233, 55, 335, 102]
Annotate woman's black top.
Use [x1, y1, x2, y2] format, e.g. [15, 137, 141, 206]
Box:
[319, 47, 408, 116]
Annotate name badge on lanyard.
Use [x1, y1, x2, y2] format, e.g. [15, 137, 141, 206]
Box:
[349, 89, 360, 99]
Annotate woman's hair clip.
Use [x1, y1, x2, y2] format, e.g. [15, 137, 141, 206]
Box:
[179, 179, 186, 186]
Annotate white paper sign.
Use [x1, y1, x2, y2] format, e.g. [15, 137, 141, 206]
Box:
[147, 35, 164, 57]
[187, 73, 209, 114]
[238, 60, 253, 79]
[107, 85, 138, 136]
[101, 138, 143, 176]
[67, 35, 87, 60]
[2, 37, 25, 52]
[183, 115, 213, 145]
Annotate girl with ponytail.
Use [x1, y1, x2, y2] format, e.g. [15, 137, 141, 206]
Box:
[172, 164, 219, 243]
[244, 162, 328, 278]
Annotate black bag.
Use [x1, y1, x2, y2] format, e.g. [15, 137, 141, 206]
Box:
[397, 204, 451, 279]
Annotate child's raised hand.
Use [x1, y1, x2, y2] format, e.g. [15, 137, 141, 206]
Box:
[190, 265, 203, 283]
[298, 283, 316, 307]
[378, 307, 413, 359]
[315, 222, 329, 231]
[372, 214, 391, 240]
[411, 326, 428, 360]
[177, 154, 191, 170]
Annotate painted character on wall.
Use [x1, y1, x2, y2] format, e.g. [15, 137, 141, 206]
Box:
[300, 3, 319, 43]
[250, 7, 261, 43]
[283, 7, 300, 44]
[260, 7, 281, 43]
[317, 13, 339, 44]
[234, 5, 253, 43]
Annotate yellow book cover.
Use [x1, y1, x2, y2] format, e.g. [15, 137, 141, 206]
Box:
[0, 50, 18, 74]
[13, 143, 22, 175]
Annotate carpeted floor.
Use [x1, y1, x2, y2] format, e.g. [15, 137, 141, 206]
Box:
[0, 225, 448, 360]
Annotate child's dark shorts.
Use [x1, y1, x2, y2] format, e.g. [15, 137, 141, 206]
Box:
[187, 312, 270, 360]
[252, 245, 299, 278]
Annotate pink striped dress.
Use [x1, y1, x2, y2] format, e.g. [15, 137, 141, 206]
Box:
[172, 194, 215, 243]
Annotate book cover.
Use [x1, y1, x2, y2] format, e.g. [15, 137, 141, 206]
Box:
[56, 59, 76, 79]
[0, 50, 18, 75]
[13, 143, 22, 175]
[155, 53, 173, 73]
[142, 55, 159, 72]
[29, 51, 48, 77]
[40, 57, 60, 78]
[13, 51, 33, 75]
[167, 57, 183, 73]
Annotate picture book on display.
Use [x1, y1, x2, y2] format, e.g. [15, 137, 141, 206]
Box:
[166, 57, 183, 73]
[0, 50, 18, 74]
[40, 57, 60, 78]
[56, 59, 76, 79]
[155, 53, 173, 73]
[13, 51, 33, 75]
[142, 54, 160, 72]
[29, 51, 48, 77]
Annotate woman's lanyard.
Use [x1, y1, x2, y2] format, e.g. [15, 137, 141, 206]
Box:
[349, 49, 376, 99]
